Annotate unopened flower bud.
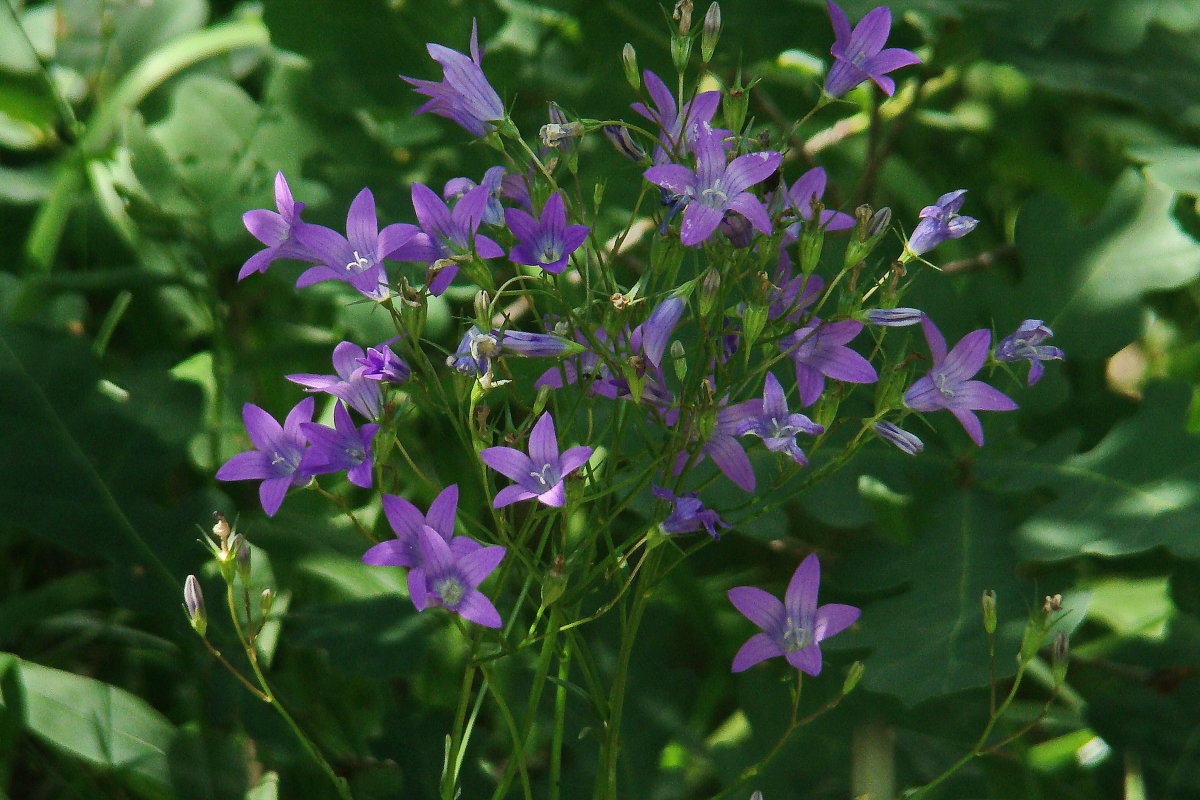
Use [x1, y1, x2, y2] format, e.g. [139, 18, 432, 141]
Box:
[842, 660, 865, 694]
[867, 207, 892, 238]
[236, 539, 252, 585]
[741, 304, 769, 350]
[981, 589, 997, 634]
[671, 33, 692, 75]
[542, 554, 568, 606]
[844, 205, 891, 267]
[722, 72, 750, 136]
[622, 43, 640, 90]
[260, 588, 275, 620]
[863, 308, 924, 327]
[670, 340, 687, 382]
[474, 290, 491, 328]
[700, 3, 721, 62]
[699, 268, 721, 317]
[548, 103, 568, 127]
[184, 575, 207, 637]
[873, 421, 923, 455]
[603, 125, 646, 163]
[1019, 618, 1044, 663]
[1051, 632, 1069, 686]
[798, 227, 823, 275]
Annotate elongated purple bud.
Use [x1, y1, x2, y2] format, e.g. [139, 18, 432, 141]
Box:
[873, 420, 924, 455]
[500, 330, 581, 358]
[641, 294, 687, 368]
[863, 307, 924, 327]
[701, 3, 721, 61]
[184, 575, 207, 636]
[603, 125, 646, 163]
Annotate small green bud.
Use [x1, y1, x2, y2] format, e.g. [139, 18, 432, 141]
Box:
[184, 575, 207, 637]
[474, 289, 492, 329]
[670, 34, 692, 75]
[541, 555, 568, 606]
[1019, 618, 1044, 664]
[260, 588, 275, 620]
[217, 532, 241, 584]
[236, 539, 252, 586]
[798, 227, 824, 275]
[722, 72, 750, 135]
[622, 43, 640, 91]
[842, 660, 866, 694]
[741, 304, 769, 351]
[843, 205, 892, 267]
[699, 268, 721, 317]
[981, 589, 997, 635]
[670, 340, 687, 382]
[1051, 631, 1069, 686]
[700, 3, 721, 62]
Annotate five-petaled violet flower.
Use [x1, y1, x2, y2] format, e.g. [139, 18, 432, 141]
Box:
[390, 183, 504, 296]
[728, 553, 860, 675]
[505, 192, 590, 274]
[411, 526, 506, 628]
[904, 316, 1017, 446]
[239, 171, 313, 280]
[824, 1, 921, 99]
[737, 373, 825, 465]
[779, 319, 878, 407]
[905, 190, 979, 258]
[652, 486, 728, 539]
[216, 397, 314, 517]
[292, 188, 416, 301]
[298, 402, 379, 489]
[781, 167, 854, 237]
[402, 20, 505, 137]
[481, 413, 593, 508]
[631, 69, 722, 163]
[288, 341, 384, 421]
[644, 124, 781, 247]
[994, 319, 1064, 385]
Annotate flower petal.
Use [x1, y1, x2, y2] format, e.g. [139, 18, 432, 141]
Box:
[481, 446, 535, 483]
[426, 484, 460, 539]
[732, 632, 784, 672]
[459, 544, 506, 588]
[728, 586, 785, 631]
[815, 603, 861, 641]
[784, 643, 823, 675]
[456, 589, 502, 628]
[785, 553, 821, 627]
[528, 413, 560, 471]
[362, 539, 414, 568]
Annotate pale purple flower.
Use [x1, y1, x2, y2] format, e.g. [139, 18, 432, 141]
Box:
[994, 319, 1064, 385]
[444, 166, 507, 225]
[728, 553, 860, 674]
[644, 124, 781, 247]
[863, 307, 924, 327]
[505, 193, 590, 274]
[781, 168, 854, 237]
[824, 1, 922, 99]
[631, 69, 722, 163]
[288, 341, 383, 421]
[676, 397, 762, 493]
[239, 171, 313, 280]
[215, 397, 314, 516]
[872, 420, 924, 455]
[906, 190, 978, 257]
[298, 402, 379, 489]
[652, 486, 728, 539]
[481, 413, 593, 508]
[357, 341, 411, 383]
[640, 294, 687, 369]
[292, 188, 417, 301]
[768, 265, 823, 324]
[903, 316, 1018, 446]
[390, 183, 504, 296]
[737, 373, 825, 465]
[410, 526, 505, 628]
[402, 20, 504, 137]
[780, 319, 878, 406]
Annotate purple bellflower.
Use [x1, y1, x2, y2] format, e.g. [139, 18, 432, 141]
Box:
[216, 397, 314, 517]
[781, 168, 854, 237]
[994, 319, 1064, 385]
[505, 192, 590, 274]
[239, 171, 313, 280]
[411, 527, 505, 628]
[292, 188, 416, 301]
[390, 183, 504, 296]
[298, 402, 379, 489]
[631, 69, 722, 164]
[824, 2, 922, 99]
[402, 20, 505, 137]
[444, 166, 507, 225]
[737, 373, 825, 465]
[481, 413, 593, 508]
[905, 190, 978, 257]
[644, 124, 781, 247]
[904, 316, 1017, 446]
[357, 341, 411, 384]
[288, 341, 384, 421]
[652, 486, 728, 539]
[780, 319, 878, 406]
[728, 553, 861, 675]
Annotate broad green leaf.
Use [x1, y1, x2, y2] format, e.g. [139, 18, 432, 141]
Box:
[1127, 143, 1200, 196]
[1, 653, 176, 799]
[168, 725, 249, 800]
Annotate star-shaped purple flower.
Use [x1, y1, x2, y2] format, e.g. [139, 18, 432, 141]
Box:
[410, 527, 505, 628]
[298, 402, 379, 489]
[905, 190, 979, 257]
[287, 341, 384, 421]
[215, 397, 314, 517]
[292, 188, 417, 301]
[824, 1, 921, 99]
[390, 183, 504, 296]
[631, 69, 722, 164]
[728, 553, 860, 675]
[402, 20, 505, 137]
[652, 486, 728, 539]
[779, 318, 878, 406]
[994, 319, 1064, 386]
[737, 373, 825, 465]
[903, 316, 1017, 446]
[481, 413, 593, 508]
[239, 171, 313, 280]
[505, 192, 590, 274]
[644, 124, 781, 247]
[780, 167, 854, 238]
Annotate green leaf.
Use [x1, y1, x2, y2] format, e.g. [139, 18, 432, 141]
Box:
[1127, 143, 1200, 196]
[977, 381, 1200, 561]
[0, 653, 177, 799]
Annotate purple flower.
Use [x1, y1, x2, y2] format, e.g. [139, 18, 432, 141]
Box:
[736, 373, 825, 465]
[903, 316, 1017, 446]
[444, 166, 507, 226]
[631, 69, 722, 164]
[410, 527, 505, 628]
[402, 20, 504, 137]
[291, 188, 417, 301]
[239, 171, 313, 280]
[481, 413, 593, 508]
[872, 420, 924, 455]
[364, 485, 460, 570]
[644, 124, 781, 247]
[906, 190, 979, 257]
[640, 293, 687, 369]
[390, 183, 504, 296]
[288, 341, 383, 421]
[824, 2, 921, 99]
[298, 402, 379, 489]
[357, 341, 411, 384]
[675, 397, 762, 493]
[728, 553, 860, 674]
[768, 266, 823, 324]
[781, 168, 854, 237]
[994, 319, 1064, 386]
[652, 486, 728, 539]
[863, 307, 924, 327]
[447, 326, 502, 377]
[215, 397, 314, 516]
[780, 319, 878, 406]
[505, 193, 590, 274]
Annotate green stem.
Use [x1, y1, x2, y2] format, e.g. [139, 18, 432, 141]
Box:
[549, 633, 571, 800]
